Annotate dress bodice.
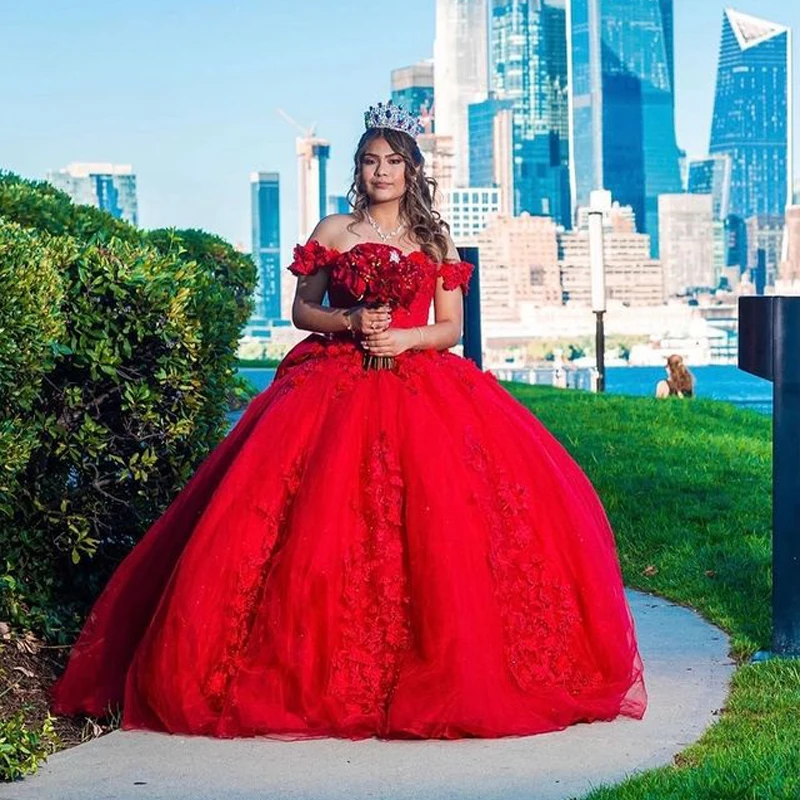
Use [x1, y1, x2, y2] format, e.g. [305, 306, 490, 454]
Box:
[288, 240, 473, 328]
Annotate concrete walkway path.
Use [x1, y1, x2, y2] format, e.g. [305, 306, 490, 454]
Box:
[2, 591, 734, 800]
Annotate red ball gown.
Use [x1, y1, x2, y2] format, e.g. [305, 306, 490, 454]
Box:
[52, 241, 646, 739]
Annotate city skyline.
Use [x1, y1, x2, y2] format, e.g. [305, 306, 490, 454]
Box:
[2, 0, 799, 258]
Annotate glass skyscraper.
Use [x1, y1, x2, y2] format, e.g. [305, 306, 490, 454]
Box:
[687, 155, 731, 221]
[468, 95, 514, 188]
[250, 172, 281, 322]
[708, 8, 791, 222]
[46, 162, 138, 226]
[391, 61, 435, 131]
[568, 0, 682, 255]
[490, 0, 571, 226]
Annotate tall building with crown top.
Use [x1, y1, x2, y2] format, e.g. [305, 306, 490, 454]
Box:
[709, 8, 792, 222]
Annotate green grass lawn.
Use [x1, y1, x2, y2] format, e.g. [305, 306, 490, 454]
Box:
[505, 385, 800, 799]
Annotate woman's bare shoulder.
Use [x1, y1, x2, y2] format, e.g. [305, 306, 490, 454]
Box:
[308, 214, 357, 249]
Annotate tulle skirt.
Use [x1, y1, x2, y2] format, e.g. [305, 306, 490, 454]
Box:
[52, 337, 646, 738]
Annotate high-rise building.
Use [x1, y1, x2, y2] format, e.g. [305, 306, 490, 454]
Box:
[46, 162, 138, 225]
[490, 0, 571, 226]
[724, 213, 748, 273]
[709, 9, 791, 221]
[391, 60, 435, 131]
[250, 172, 281, 321]
[559, 229, 664, 306]
[567, 0, 682, 255]
[468, 95, 515, 213]
[517, 134, 571, 226]
[474, 213, 562, 319]
[443, 187, 502, 243]
[434, 0, 489, 186]
[296, 136, 330, 243]
[746, 215, 785, 287]
[687, 155, 732, 220]
[658, 194, 716, 296]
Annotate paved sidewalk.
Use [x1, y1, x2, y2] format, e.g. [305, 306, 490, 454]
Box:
[2, 591, 734, 800]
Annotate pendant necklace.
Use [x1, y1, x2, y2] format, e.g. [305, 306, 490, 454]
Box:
[366, 210, 404, 242]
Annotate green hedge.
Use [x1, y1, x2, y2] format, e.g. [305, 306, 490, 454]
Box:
[0, 712, 58, 782]
[0, 173, 256, 637]
[0, 222, 67, 521]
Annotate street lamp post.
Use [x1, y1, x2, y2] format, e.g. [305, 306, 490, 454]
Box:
[588, 209, 607, 393]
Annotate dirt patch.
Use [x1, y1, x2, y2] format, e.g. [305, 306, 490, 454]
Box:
[0, 627, 111, 751]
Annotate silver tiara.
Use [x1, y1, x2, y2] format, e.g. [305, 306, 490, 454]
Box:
[364, 100, 424, 139]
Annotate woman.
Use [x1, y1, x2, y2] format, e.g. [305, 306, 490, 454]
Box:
[52, 101, 646, 739]
[656, 354, 695, 399]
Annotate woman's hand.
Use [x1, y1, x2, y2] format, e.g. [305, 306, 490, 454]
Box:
[362, 327, 415, 358]
[349, 304, 391, 335]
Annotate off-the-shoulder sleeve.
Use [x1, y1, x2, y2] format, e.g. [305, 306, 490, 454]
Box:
[438, 260, 474, 294]
[287, 240, 336, 276]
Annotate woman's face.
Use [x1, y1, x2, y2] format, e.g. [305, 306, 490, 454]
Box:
[360, 137, 407, 205]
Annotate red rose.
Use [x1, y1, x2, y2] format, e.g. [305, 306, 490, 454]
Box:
[439, 260, 473, 294]
[289, 240, 333, 276]
[330, 243, 424, 310]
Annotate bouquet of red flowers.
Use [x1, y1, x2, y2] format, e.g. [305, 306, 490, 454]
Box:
[330, 245, 421, 370]
[330, 244, 418, 309]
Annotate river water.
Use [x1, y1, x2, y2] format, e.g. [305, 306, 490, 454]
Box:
[238, 364, 773, 416]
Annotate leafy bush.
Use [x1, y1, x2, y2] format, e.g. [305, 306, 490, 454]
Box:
[146, 228, 256, 441]
[0, 712, 58, 782]
[0, 173, 256, 637]
[0, 222, 67, 523]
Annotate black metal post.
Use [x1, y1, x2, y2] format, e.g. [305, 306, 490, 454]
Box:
[457, 246, 482, 370]
[739, 296, 800, 657]
[772, 298, 800, 655]
[595, 310, 606, 393]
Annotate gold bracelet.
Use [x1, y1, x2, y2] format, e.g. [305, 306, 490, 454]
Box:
[416, 326, 424, 348]
[343, 310, 354, 336]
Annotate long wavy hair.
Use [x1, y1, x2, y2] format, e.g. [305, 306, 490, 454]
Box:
[346, 127, 449, 263]
[666, 354, 694, 396]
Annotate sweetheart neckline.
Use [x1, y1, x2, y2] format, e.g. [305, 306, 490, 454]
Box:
[308, 239, 443, 264]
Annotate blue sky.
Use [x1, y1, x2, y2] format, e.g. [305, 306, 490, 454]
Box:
[1, 1, 797, 258]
